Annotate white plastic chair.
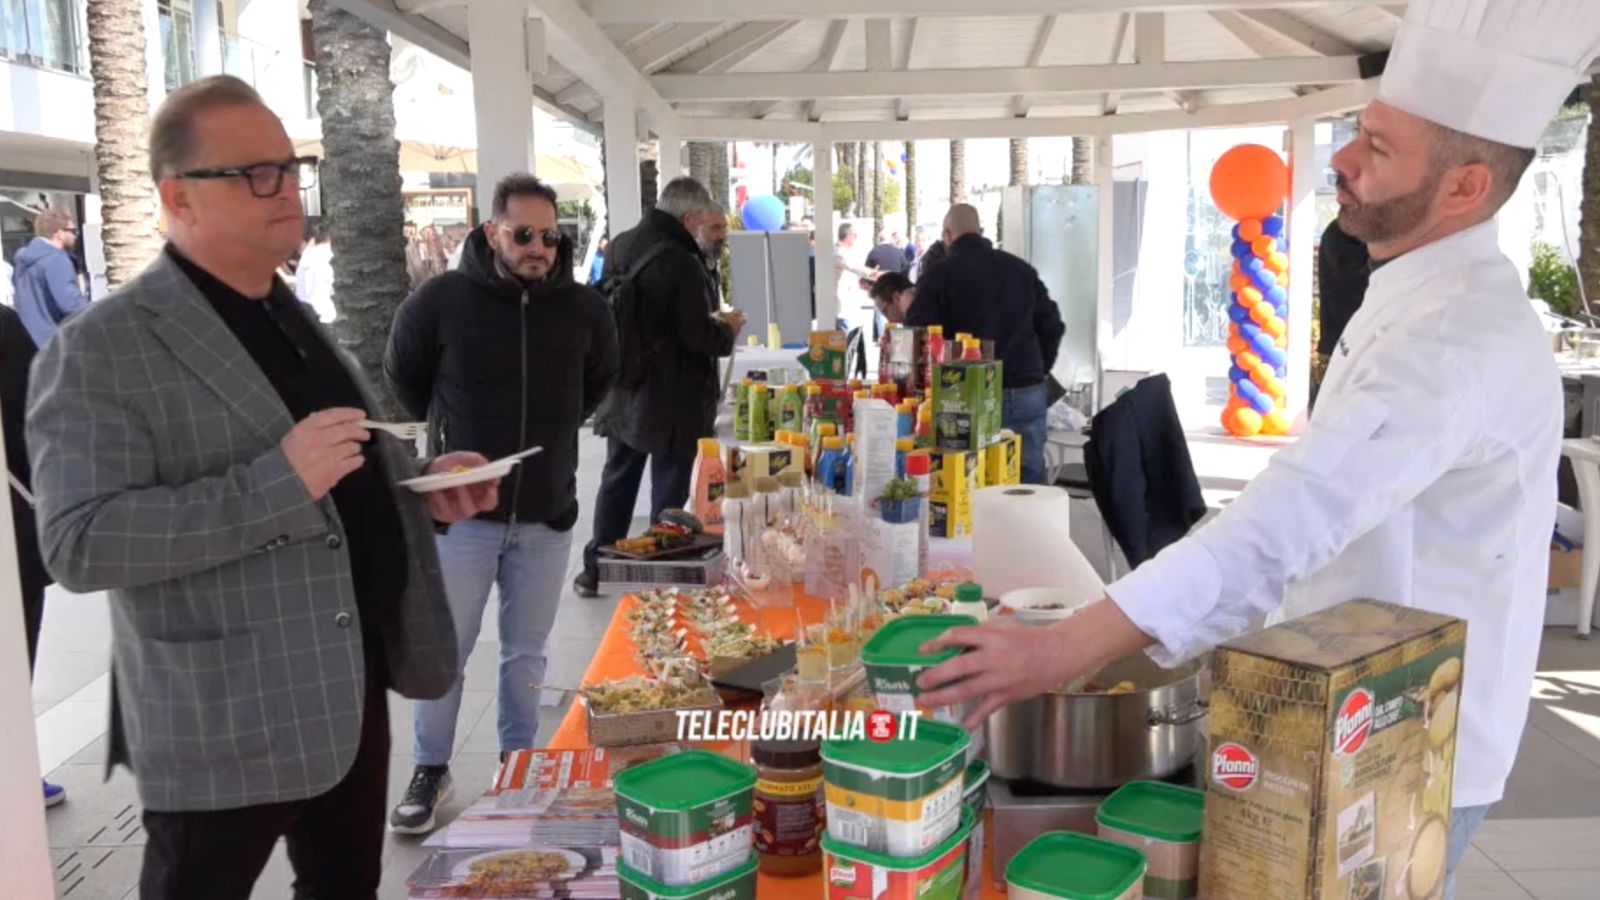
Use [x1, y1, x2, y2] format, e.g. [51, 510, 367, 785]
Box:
[1559, 438, 1600, 637]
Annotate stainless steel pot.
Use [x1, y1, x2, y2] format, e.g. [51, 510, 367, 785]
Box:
[986, 654, 1207, 790]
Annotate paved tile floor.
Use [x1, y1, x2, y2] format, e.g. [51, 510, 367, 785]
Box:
[28, 430, 1600, 898]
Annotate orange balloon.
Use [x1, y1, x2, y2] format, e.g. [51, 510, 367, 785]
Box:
[1238, 219, 1263, 242]
[1232, 407, 1264, 437]
[1262, 410, 1291, 436]
[1239, 286, 1263, 308]
[1267, 252, 1289, 274]
[1252, 363, 1275, 386]
[1209, 144, 1289, 221]
[1229, 322, 1241, 339]
[1237, 351, 1262, 371]
[1275, 333, 1289, 349]
[1264, 316, 1287, 338]
[1232, 259, 1244, 277]
[1252, 236, 1278, 258]
[1227, 336, 1248, 355]
[1230, 274, 1249, 293]
[1249, 303, 1274, 327]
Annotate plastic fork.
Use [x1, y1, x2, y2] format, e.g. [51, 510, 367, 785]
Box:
[359, 420, 425, 441]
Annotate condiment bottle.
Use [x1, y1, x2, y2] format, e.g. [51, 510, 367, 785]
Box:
[688, 438, 727, 534]
[951, 582, 988, 622]
[735, 378, 754, 442]
[960, 338, 982, 361]
[926, 324, 946, 387]
[816, 436, 847, 494]
[752, 740, 825, 877]
[751, 383, 773, 442]
[905, 451, 932, 574]
[722, 480, 751, 566]
[779, 384, 804, 433]
[895, 437, 915, 478]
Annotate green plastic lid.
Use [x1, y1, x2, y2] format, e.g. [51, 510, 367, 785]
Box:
[618, 856, 757, 898]
[821, 718, 970, 774]
[963, 759, 991, 799]
[1096, 780, 1205, 843]
[821, 807, 975, 870]
[953, 583, 983, 604]
[1007, 832, 1147, 900]
[861, 614, 979, 669]
[614, 749, 756, 811]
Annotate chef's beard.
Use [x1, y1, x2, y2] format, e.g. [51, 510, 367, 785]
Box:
[1335, 170, 1441, 245]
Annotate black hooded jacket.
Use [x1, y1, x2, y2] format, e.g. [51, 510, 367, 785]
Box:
[386, 227, 619, 530]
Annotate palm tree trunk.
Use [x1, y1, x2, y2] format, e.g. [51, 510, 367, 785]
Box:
[871, 142, 884, 244]
[310, 0, 407, 419]
[843, 143, 859, 216]
[1071, 136, 1092, 186]
[856, 143, 868, 218]
[640, 159, 658, 215]
[708, 143, 730, 210]
[905, 141, 919, 232]
[87, 0, 161, 289]
[1009, 138, 1029, 187]
[1580, 76, 1600, 308]
[688, 142, 714, 186]
[950, 139, 966, 203]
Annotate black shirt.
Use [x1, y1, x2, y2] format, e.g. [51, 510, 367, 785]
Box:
[1317, 219, 1371, 356]
[167, 246, 407, 684]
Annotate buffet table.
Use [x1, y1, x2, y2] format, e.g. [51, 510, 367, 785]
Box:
[546, 587, 1011, 898]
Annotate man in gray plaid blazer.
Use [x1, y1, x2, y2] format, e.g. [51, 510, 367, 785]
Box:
[25, 76, 498, 899]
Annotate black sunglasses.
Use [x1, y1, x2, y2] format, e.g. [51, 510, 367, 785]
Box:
[175, 156, 319, 198]
[505, 225, 562, 248]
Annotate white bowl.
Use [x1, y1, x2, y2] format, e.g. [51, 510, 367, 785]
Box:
[999, 587, 1087, 624]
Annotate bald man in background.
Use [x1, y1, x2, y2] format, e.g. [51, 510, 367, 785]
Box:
[906, 204, 1065, 483]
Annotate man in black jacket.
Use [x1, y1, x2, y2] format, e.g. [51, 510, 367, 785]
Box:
[385, 174, 619, 833]
[907, 204, 1065, 485]
[575, 177, 743, 596]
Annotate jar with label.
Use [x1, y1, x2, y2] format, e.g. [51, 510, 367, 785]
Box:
[752, 739, 825, 877]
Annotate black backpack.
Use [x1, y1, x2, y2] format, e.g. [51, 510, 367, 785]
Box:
[601, 243, 673, 389]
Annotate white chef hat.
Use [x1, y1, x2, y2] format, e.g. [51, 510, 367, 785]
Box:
[1378, 0, 1600, 148]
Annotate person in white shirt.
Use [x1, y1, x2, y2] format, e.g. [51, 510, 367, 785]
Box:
[294, 227, 336, 324]
[918, 4, 1599, 898]
[1, 258, 13, 307]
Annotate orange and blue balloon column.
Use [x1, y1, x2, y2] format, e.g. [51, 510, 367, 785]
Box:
[1209, 144, 1291, 438]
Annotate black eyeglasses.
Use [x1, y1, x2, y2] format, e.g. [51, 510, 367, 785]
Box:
[505, 225, 562, 248]
[175, 156, 319, 198]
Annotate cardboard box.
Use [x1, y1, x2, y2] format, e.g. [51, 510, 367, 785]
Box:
[932, 361, 1002, 451]
[983, 432, 1022, 487]
[799, 331, 849, 380]
[928, 449, 978, 537]
[726, 443, 802, 487]
[1202, 599, 1466, 900]
[1549, 545, 1583, 591]
[805, 379, 855, 434]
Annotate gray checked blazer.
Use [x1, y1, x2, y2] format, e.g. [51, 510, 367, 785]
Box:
[25, 251, 458, 813]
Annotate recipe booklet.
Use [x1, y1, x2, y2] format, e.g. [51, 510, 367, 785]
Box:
[406, 845, 619, 898]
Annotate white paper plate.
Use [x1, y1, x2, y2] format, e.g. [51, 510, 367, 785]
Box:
[398, 447, 542, 493]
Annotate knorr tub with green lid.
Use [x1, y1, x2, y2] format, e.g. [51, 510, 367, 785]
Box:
[618, 856, 757, 900]
[861, 614, 978, 724]
[1095, 781, 1203, 900]
[962, 760, 990, 900]
[1007, 831, 1148, 900]
[823, 807, 975, 900]
[615, 749, 756, 887]
[822, 717, 970, 857]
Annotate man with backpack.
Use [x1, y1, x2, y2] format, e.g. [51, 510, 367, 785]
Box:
[385, 173, 618, 832]
[575, 177, 743, 597]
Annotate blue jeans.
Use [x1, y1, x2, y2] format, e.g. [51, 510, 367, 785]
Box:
[413, 518, 573, 766]
[1003, 382, 1050, 485]
[1444, 804, 1491, 900]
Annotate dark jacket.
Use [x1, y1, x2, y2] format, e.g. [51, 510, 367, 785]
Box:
[905, 234, 1065, 389]
[1, 304, 48, 594]
[593, 209, 736, 459]
[386, 227, 619, 530]
[13, 237, 87, 348]
[1317, 219, 1370, 356]
[1083, 374, 1206, 569]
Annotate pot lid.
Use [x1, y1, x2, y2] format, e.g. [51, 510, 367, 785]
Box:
[613, 749, 756, 811]
[1006, 832, 1147, 899]
[861, 614, 978, 668]
[1095, 780, 1205, 843]
[821, 718, 969, 774]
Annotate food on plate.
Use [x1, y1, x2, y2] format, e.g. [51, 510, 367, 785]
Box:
[582, 674, 717, 715]
[464, 850, 571, 885]
[612, 511, 707, 556]
[449, 465, 476, 474]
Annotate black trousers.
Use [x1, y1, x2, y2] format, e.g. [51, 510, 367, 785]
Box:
[582, 437, 695, 576]
[14, 505, 48, 673]
[138, 672, 390, 900]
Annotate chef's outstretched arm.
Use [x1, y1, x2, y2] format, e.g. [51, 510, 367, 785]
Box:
[920, 320, 1480, 728]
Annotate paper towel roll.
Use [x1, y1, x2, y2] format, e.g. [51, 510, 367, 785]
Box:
[972, 485, 1106, 601]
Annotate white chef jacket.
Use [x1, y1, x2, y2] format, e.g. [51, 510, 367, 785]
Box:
[1107, 220, 1562, 808]
[294, 241, 337, 324]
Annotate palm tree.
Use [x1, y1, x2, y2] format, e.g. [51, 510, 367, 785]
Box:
[309, 0, 408, 418]
[1009, 138, 1028, 187]
[950, 140, 967, 203]
[905, 141, 919, 232]
[1071, 136, 1092, 185]
[708, 143, 730, 210]
[855, 143, 869, 218]
[86, 0, 162, 289]
[871, 142, 884, 244]
[1580, 76, 1600, 304]
[689, 142, 714, 187]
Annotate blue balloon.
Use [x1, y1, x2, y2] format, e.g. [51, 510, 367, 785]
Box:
[1267, 286, 1288, 306]
[1252, 270, 1278, 293]
[1231, 224, 1242, 242]
[1252, 332, 1277, 356]
[1228, 304, 1250, 324]
[1240, 323, 1263, 343]
[1245, 256, 1265, 275]
[1273, 300, 1290, 318]
[1262, 216, 1285, 237]
[1230, 366, 1249, 384]
[1275, 364, 1288, 378]
[1237, 380, 1264, 405]
[1263, 346, 1287, 368]
[740, 194, 787, 232]
[1231, 240, 1253, 260]
[1250, 393, 1274, 414]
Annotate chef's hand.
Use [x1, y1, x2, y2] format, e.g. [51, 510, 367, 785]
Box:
[424, 452, 500, 524]
[916, 599, 1157, 730]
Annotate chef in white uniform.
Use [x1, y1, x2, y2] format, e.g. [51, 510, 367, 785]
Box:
[919, 2, 1600, 896]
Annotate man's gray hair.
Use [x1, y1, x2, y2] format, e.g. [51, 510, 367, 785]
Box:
[657, 176, 721, 219]
[149, 75, 266, 182]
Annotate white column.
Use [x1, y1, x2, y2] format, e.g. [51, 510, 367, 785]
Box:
[468, 0, 537, 216]
[603, 97, 642, 235]
[0, 418, 50, 893]
[192, 0, 222, 76]
[656, 119, 683, 190]
[1093, 134, 1116, 392]
[1286, 118, 1317, 421]
[814, 140, 837, 329]
[143, 0, 167, 111]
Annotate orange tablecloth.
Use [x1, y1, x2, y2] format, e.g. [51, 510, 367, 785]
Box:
[546, 590, 1010, 899]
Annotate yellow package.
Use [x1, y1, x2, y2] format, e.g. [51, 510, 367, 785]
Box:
[984, 431, 1022, 487]
[929, 450, 978, 538]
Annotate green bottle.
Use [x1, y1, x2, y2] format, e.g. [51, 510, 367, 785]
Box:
[779, 384, 804, 433]
[750, 383, 773, 443]
[735, 379, 753, 442]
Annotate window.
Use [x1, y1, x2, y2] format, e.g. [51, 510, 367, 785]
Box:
[158, 0, 195, 91]
[0, 0, 87, 75]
